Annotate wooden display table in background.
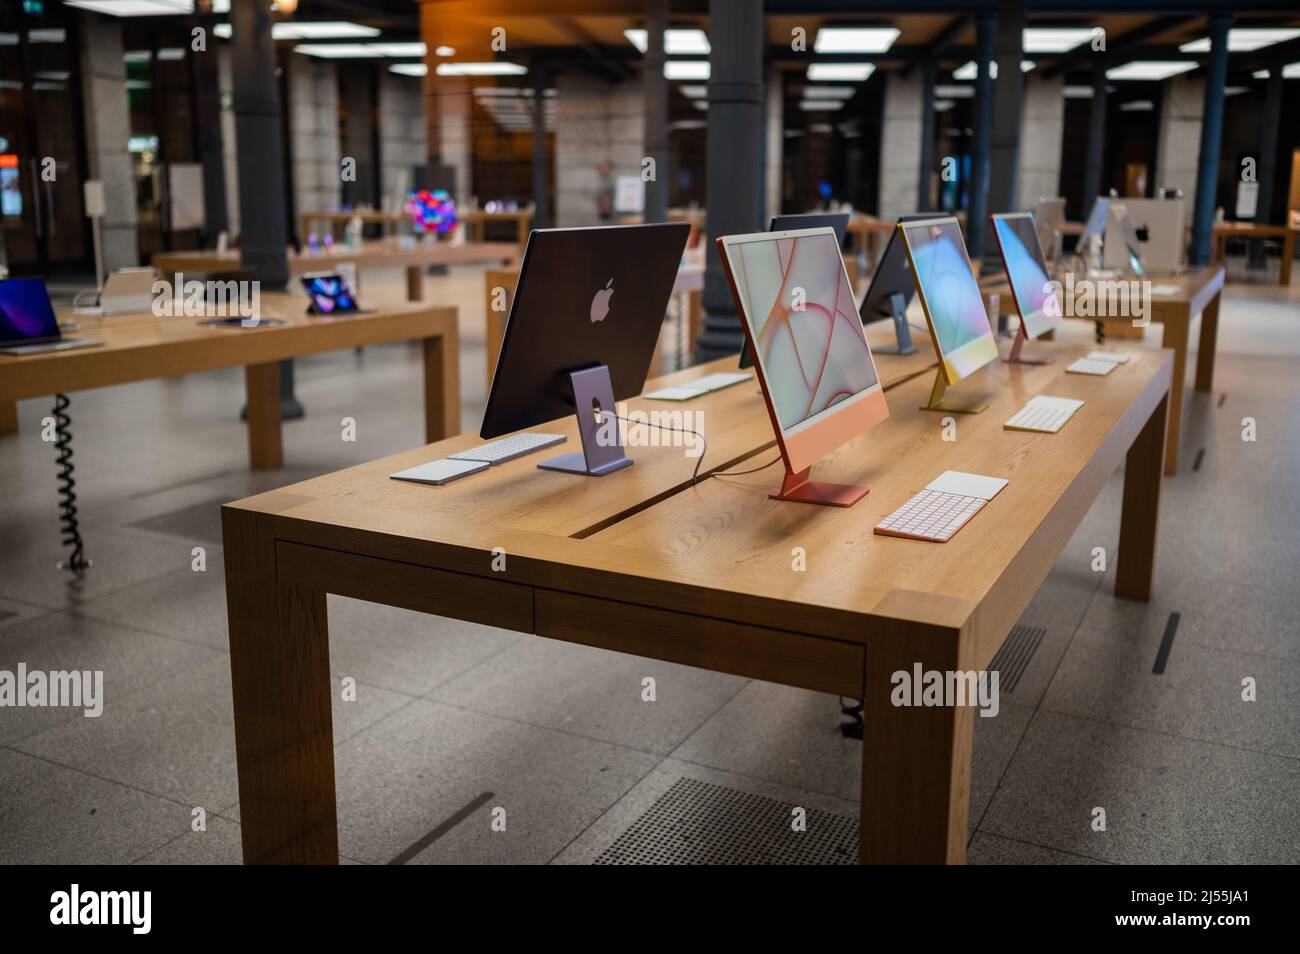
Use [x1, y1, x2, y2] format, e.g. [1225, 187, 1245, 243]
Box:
[0, 296, 460, 470]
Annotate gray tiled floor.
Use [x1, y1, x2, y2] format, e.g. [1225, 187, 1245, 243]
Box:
[2, 266, 1298, 864]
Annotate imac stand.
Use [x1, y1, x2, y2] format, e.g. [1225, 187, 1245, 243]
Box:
[1003, 320, 1056, 365]
[770, 465, 868, 508]
[538, 364, 633, 476]
[920, 368, 988, 414]
[871, 292, 917, 355]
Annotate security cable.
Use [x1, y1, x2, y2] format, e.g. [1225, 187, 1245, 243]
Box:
[53, 393, 90, 574]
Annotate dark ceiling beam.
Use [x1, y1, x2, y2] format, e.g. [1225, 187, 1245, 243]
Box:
[762, 0, 1294, 11]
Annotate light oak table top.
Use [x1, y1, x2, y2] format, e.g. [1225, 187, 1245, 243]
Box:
[152, 239, 519, 276]
[223, 335, 1172, 865]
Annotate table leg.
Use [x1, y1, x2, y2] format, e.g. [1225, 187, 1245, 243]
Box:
[245, 362, 283, 470]
[860, 629, 972, 864]
[1160, 313, 1188, 475]
[1194, 291, 1220, 393]
[223, 506, 338, 864]
[406, 265, 424, 302]
[1115, 391, 1169, 601]
[0, 399, 17, 436]
[1282, 230, 1294, 287]
[424, 329, 460, 443]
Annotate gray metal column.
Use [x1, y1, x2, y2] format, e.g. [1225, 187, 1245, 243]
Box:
[695, 0, 764, 362]
[231, 0, 288, 289]
[1082, 63, 1108, 212]
[966, 13, 996, 259]
[917, 61, 937, 211]
[642, 0, 669, 224]
[1189, 14, 1232, 267]
[531, 61, 552, 229]
[984, 0, 1024, 268]
[1248, 58, 1284, 269]
[231, 0, 297, 419]
[192, 4, 228, 244]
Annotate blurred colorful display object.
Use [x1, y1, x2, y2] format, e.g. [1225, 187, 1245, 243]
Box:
[407, 189, 458, 235]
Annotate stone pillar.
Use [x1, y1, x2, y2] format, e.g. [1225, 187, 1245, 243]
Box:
[553, 73, 644, 228]
[191, 8, 228, 244]
[531, 62, 552, 229]
[79, 13, 139, 272]
[218, 45, 240, 237]
[287, 55, 340, 226]
[878, 72, 922, 225]
[379, 71, 428, 209]
[695, 0, 764, 362]
[1248, 59, 1285, 268]
[1155, 76, 1203, 200]
[1016, 73, 1064, 209]
[985, 0, 1025, 265]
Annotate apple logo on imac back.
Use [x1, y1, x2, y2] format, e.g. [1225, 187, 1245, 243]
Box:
[590, 278, 614, 323]
[1135, 223, 1150, 243]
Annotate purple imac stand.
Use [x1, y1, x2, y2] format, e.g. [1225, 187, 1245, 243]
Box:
[538, 365, 633, 476]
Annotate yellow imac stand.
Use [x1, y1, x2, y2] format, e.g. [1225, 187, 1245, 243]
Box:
[921, 367, 989, 414]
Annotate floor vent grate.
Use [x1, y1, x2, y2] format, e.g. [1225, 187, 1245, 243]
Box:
[989, 624, 1046, 693]
[594, 776, 858, 865]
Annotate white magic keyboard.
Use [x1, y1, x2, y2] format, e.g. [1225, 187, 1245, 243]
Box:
[1067, 357, 1118, 376]
[450, 432, 566, 464]
[1004, 395, 1085, 434]
[874, 471, 1009, 543]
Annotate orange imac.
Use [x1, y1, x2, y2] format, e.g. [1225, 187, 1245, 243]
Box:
[990, 211, 1063, 364]
[717, 226, 889, 507]
[897, 216, 1000, 414]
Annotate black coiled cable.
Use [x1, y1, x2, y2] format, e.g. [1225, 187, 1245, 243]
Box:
[53, 393, 90, 574]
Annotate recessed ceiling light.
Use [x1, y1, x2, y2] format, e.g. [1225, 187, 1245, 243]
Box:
[934, 99, 955, 112]
[802, 86, 855, 99]
[1063, 85, 1094, 98]
[664, 60, 710, 80]
[390, 64, 428, 77]
[625, 29, 711, 55]
[436, 62, 528, 76]
[1253, 69, 1270, 79]
[294, 44, 382, 59]
[1180, 28, 1300, 53]
[677, 85, 708, 98]
[1285, 62, 1300, 78]
[799, 100, 844, 111]
[27, 28, 66, 43]
[812, 27, 899, 54]
[1106, 61, 1197, 81]
[1022, 27, 1096, 53]
[1119, 100, 1155, 111]
[806, 63, 875, 82]
[935, 85, 975, 98]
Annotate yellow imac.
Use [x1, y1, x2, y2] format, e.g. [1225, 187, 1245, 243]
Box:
[897, 216, 999, 414]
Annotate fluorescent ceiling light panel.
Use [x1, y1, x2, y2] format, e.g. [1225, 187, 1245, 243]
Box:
[802, 86, 855, 99]
[812, 27, 900, 54]
[934, 84, 974, 98]
[390, 64, 428, 77]
[1063, 85, 1094, 98]
[276, 22, 379, 40]
[1180, 28, 1300, 53]
[1119, 100, 1155, 111]
[64, 1, 191, 15]
[953, 60, 1034, 80]
[1106, 61, 1197, 81]
[28, 28, 67, 43]
[294, 44, 381, 58]
[799, 100, 844, 111]
[664, 60, 710, 80]
[677, 85, 708, 98]
[1022, 27, 1095, 53]
[366, 43, 427, 57]
[806, 63, 875, 82]
[625, 28, 711, 55]
[1253, 69, 1269, 78]
[1285, 62, 1300, 78]
[436, 62, 528, 76]
[435, 46, 456, 57]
